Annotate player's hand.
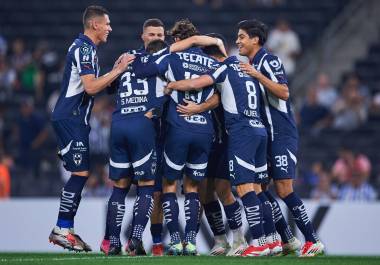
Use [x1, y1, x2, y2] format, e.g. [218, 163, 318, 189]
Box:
[215, 38, 227, 57]
[113, 53, 126, 69]
[115, 54, 135, 73]
[177, 99, 201, 116]
[144, 110, 153, 119]
[164, 84, 173, 95]
[239, 62, 260, 78]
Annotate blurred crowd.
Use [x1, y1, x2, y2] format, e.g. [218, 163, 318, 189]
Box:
[0, 16, 378, 201]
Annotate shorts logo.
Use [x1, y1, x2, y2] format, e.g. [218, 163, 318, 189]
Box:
[135, 171, 145, 176]
[193, 170, 205, 177]
[151, 161, 157, 175]
[257, 172, 268, 180]
[73, 153, 82, 166]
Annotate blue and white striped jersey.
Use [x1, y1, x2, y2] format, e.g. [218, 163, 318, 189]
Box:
[210, 56, 266, 136]
[154, 47, 218, 134]
[251, 47, 298, 140]
[112, 50, 168, 121]
[51, 33, 99, 125]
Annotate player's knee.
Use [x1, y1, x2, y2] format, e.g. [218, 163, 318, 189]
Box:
[72, 171, 89, 177]
[138, 179, 155, 186]
[113, 178, 130, 189]
[253, 183, 262, 194]
[236, 183, 253, 198]
[274, 179, 293, 199]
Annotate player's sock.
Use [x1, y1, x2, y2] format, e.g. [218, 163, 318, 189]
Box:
[283, 192, 318, 243]
[184, 192, 201, 245]
[150, 223, 163, 244]
[131, 185, 154, 241]
[223, 200, 242, 230]
[56, 174, 87, 228]
[241, 191, 265, 241]
[162, 193, 181, 244]
[265, 191, 293, 243]
[107, 186, 128, 247]
[204, 200, 226, 236]
[257, 192, 277, 237]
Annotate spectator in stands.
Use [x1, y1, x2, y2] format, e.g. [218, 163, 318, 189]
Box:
[331, 146, 371, 186]
[266, 19, 301, 77]
[337, 168, 377, 201]
[311, 173, 338, 203]
[10, 38, 31, 73]
[315, 73, 338, 110]
[332, 75, 368, 130]
[299, 85, 331, 134]
[0, 55, 17, 101]
[0, 35, 7, 57]
[14, 97, 49, 177]
[0, 153, 12, 198]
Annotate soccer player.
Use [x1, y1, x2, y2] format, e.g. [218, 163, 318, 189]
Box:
[136, 19, 223, 255]
[171, 36, 247, 256]
[166, 36, 273, 257]
[238, 19, 324, 257]
[48, 5, 134, 252]
[100, 39, 170, 256]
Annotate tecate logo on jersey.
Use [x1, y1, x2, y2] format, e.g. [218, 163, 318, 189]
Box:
[184, 115, 207, 125]
[121, 105, 147, 114]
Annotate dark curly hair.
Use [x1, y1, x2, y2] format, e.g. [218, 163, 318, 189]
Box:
[168, 18, 199, 40]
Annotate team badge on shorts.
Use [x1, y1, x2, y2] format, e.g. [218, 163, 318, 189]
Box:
[73, 153, 82, 166]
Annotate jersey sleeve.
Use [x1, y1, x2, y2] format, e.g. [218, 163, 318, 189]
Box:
[154, 53, 171, 78]
[261, 54, 288, 85]
[207, 64, 227, 84]
[75, 44, 95, 76]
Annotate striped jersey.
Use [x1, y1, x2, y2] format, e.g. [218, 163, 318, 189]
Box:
[251, 47, 298, 140]
[51, 33, 99, 125]
[209, 56, 266, 136]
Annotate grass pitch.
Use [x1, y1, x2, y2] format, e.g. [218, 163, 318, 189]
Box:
[1, 254, 380, 265]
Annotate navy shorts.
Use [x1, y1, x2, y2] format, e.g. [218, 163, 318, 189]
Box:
[52, 119, 90, 172]
[109, 117, 157, 181]
[163, 126, 213, 182]
[206, 140, 229, 180]
[268, 135, 298, 180]
[228, 129, 268, 186]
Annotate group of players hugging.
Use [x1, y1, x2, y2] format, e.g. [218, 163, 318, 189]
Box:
[48, 5, 324, 257]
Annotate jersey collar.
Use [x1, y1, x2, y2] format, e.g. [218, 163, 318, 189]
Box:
[78, 33, 97, 50]
[251, 47, 267, 66]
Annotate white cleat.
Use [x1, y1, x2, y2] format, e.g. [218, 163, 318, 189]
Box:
[282, 237, 301, 255]
[226, 239, 247, 256]
[299, 241, 324, 257]
[209, 241, 231, 256]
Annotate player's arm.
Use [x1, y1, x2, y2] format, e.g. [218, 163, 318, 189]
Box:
[81, 54, 134, 95]
[177, 93, 220, 116]
[239, 62, 289, 100]
[165, 75, 215, 94]
[170, 35, 227, 56]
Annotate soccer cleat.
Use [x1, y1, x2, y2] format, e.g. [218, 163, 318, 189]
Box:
[49, 227, 91, 252]
[268, 240, 282, 256]
[125, 238, 146, 256]
[226, 238, 247, 256]
[100, 239, 121, 255]
[299, 241, 324, 257]
[166, 242, 183, 256]
[282, 237, 302, 255]
[267, 233, 282, 256]
[241, 244, 270, 257]
[152, 243, 164, 256]
[209, 241, 231, 256]
[183, 242, 198, 256]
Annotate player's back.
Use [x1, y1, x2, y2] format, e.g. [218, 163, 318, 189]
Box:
[252, 47, 298, 140]
[156, 47, 217, 134]
[51, 34, 99, 125]
[112, 52, 166, 122]
[213, 56, 266, 136]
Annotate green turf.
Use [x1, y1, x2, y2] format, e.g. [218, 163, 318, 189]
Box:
[1, 254, 379, 265]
